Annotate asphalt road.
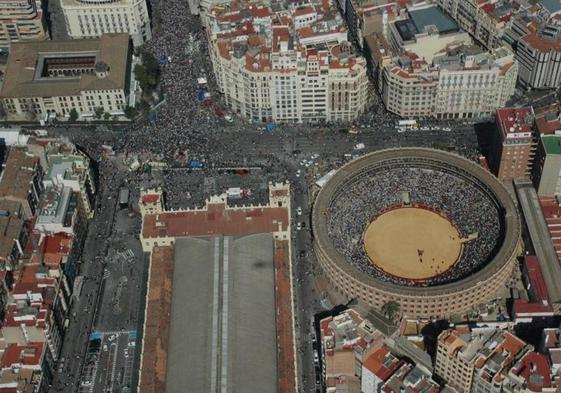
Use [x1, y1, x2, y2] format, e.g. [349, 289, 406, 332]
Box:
[46, 118, 481, 393]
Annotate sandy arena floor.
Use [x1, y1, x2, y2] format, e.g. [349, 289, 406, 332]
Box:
[363, 207, 462, 280]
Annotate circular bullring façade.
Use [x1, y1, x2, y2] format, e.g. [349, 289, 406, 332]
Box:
[311, 148, 521, 319]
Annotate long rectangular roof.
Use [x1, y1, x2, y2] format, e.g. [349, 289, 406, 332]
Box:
[514, 179, 561, 305]
[1, 33, 130, 98]
[166, 234, 277, 393]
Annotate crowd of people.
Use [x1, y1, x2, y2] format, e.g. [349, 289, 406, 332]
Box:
[327, 163, 502, 287]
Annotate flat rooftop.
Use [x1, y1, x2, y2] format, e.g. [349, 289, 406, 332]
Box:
[166, 235, 277, 393]
[142, 202, 288, 239]
[1, 33, 130, 99]
[514, 179, 561, 305]
[394, 6, 459, 42]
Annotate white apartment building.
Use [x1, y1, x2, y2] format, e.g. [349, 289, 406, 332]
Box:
[516, 30, 561, 90]
[380, 5, 518, 119]
[208, 1, 369, 123]
[61, 0, 151, 47]
[0, 34, 132, 121]
[0, 0, 48, 49]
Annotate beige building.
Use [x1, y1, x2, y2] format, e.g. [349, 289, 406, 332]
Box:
[208, 1, 369, 123]
[0, 0, 47, 50]
[61, 0, 151, 47]
[378, 4, 518, 119]
[436, 0, 512, 49]
[0, 33, 132, 121]
[435, 328, 493, 392]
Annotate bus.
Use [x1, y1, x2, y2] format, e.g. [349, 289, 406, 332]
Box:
[119, 187, 130, 208]
[398, 119, 418, 128]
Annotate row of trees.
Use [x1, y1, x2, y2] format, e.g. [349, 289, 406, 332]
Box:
[66, 47, 159, 122]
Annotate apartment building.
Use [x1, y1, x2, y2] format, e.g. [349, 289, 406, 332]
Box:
[0, 200, 27, 269]
[435, 327, 496, 392]
[361, 345, 402, 393]
[516, 30, 561, 90]
[0, 0, 48, 49]
[471, 331, 531, 393]
[0, 34, 132, 121]
[207, 0, 369, 123]
[320, 309, 385, 392]
[43, 153, 96, 218]
[61, 0, 151, 47]
[533, 134, 561, 197]
[379, 5, 518, 119]
[492, 107, 537, 181]
[435, 0, 521, 50]
[0, 147, 43, 219]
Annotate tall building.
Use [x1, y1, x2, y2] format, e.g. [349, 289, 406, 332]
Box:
[61, 0, 151, 47]
[533, 134, 561, 197]
[0, 34, 132, 121]
[207, 0, 370, 123]
[493, 107, 537, 181]
[378, 4, 518, 119]
[516, 30, 561, 90]
[435, 328, 496, 392]
[0, 0, 48, 50]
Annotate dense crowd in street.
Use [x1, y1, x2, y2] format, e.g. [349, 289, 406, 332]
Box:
[327, 164, 502, 287]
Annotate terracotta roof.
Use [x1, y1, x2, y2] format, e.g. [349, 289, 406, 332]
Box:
[522, 32, 561, 53]
[363, 346, 401, 381]
[510, 352, 552, 391]
[138, 246, 174, 393]
[142, 202, 288, 239]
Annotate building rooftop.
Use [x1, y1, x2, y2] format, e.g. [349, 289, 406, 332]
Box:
[495, 107, 534, 141]
[473, 330, 530, 384]
[0, 33, 130, 99]
[142, 200, 289, 239]
[35, 186, 73, 228]
[382, 363, 439, 393]
[0, 148, 39, 203]
[46, 154, 86, 184]
[542, 0, 561, 16]
[0, 200, 24, 262]
[363, 345, 402, 381]
[514, 179, 561, 307]
[408, 5, 459, 35]
[535, 105, 561, 135]
[509, 352, 552, 391]
[542, 134, 561, 155]
[522, 31, 561, 53]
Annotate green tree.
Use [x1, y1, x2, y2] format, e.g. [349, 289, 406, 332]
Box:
[68, 108, 79, 122]
[94, 107, 104, 119]
[134, 48, 160, 94]
[103, 112, 111, 121]
[124, 105, 137, 119]
[381, 301, 400, 322]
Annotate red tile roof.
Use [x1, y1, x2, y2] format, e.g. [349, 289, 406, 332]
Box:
[363, 346, 401, 381]
[522, 32, 561, 53]
[1, 342, 44, 368]
[142, 202, 288, 239]
[510, 352, 552, 392]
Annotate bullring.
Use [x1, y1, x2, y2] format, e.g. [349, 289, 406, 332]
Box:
[312, 148, 521, 319]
